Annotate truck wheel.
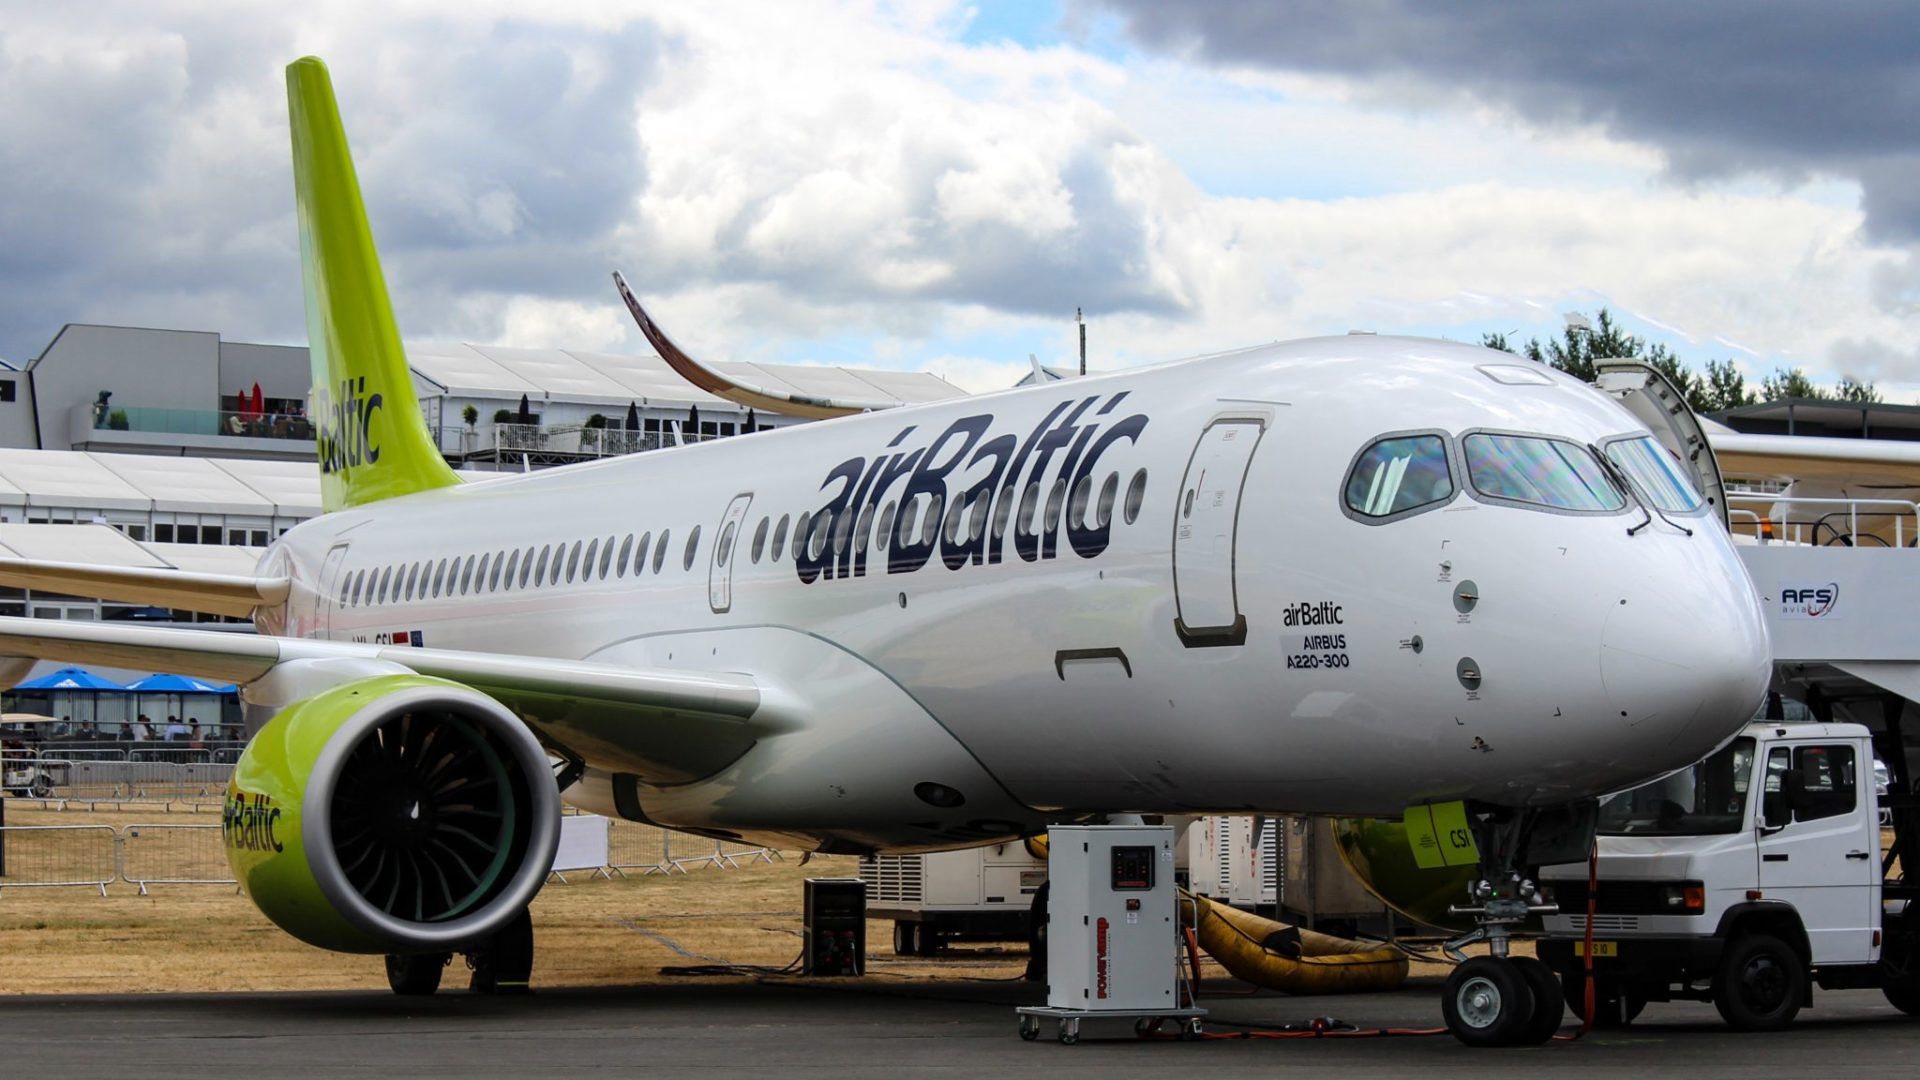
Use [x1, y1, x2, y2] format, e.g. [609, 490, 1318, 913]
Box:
[1713, 934, 1804, 1031]
[1442, 956, 1535, 1047]
[28, 773, 52, 798]
[1884, 977, 1920, 1016]
[1510, 956, 1565, 1043]
[1562, 972, 1646, 1026]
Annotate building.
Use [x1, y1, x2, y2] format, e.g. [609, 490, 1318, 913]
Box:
[7, 324, 966, 467]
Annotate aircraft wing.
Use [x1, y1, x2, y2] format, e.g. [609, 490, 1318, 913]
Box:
[0, 557, 287, 619]
[1709, 431, 1920, 487]
[0, 616, 765, 784]
[613, 271, 897, 420]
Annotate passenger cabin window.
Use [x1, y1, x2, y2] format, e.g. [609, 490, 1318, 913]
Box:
[1345, 434, 1454, 520]
[1605, 436, 1704, 514]
[1463, 433, 1623, 513]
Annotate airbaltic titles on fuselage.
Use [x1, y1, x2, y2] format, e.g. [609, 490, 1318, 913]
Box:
[797, 391, 1149, 584]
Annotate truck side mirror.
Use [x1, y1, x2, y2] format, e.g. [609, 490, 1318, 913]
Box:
[1783, 768, 1812, 813]
[1762, 790, 1791, 830]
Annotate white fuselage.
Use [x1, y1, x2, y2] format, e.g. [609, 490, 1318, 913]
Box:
[256, 336, 1772, 852]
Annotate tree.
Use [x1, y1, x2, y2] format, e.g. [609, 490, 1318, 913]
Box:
[1836, 377, 1880, 403]
[461, 404, 479, 429]
[1481, 331, 1515, 354]
[1761, 367, 1824, 401]
[1699, 359, 1755, 413]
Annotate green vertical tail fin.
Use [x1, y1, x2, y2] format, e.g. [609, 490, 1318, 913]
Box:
[286, 56, 459, 512]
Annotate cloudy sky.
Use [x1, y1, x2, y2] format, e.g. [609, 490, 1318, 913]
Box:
[2, 1, 1916, 396]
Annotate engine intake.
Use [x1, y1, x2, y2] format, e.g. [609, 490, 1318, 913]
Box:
[226, 674, 560, 954]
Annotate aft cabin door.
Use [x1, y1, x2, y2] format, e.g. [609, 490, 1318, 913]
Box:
[1172, 416, 1265, 647]
[709, 493, 754, 613]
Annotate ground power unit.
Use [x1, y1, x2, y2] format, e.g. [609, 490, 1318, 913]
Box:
[1015, 825, 1204, 1043]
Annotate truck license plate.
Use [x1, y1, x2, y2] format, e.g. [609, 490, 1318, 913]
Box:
[1573, 941, 1617, 958]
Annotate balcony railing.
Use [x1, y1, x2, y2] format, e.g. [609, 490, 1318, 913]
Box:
[80, 404, 314, 442]
[488, 424, 718, 457]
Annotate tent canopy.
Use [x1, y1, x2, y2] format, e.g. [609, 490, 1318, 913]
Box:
[14, 666, 124, 690]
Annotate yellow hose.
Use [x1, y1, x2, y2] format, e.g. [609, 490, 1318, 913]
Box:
[1183, 893, 1408, 994]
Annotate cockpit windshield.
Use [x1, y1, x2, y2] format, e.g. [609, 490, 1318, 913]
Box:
[1604, 435, 1704, 514]
[1463, 433, 1624, 512]
[1344, 434, 1454, 520]
[1597, 737, 1756, 836]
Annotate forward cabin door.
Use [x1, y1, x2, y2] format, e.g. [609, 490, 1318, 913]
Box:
[709, 493, 754, 613]
[1172, 415, 1266, 647]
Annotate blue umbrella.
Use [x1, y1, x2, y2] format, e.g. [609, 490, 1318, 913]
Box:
[124, 673, 226, 694]
[14, 667, 125, 690]
[9, 667, 123, 729]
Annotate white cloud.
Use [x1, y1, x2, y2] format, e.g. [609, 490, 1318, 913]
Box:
[0, 0, 1914, 398]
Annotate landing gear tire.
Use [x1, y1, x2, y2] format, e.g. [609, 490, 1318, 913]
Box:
[1562, 972, 1646, 1026]
[385, 952, 449, 996]
[1885, 977, 1920, 1016]
[1442, 956, 1535, 1047]
[1712, 933, 1803, 1031]
[892, 921, 918, 956]
[466, 908, 535, 995]
[1510, 956, 1565, 1043]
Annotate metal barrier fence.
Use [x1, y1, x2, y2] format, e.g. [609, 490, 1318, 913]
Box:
[121, 824, 232, 893]
[0, 824, 119, 895]
[0, 818, 782, 894]
[3, 758, 235, 802]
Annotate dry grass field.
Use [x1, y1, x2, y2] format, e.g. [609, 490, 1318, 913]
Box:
[11, 803, 1879, 997]
[0, 802, 1030, 995]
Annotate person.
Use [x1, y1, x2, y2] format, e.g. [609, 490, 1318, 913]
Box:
[188, 719, 205, 752]
[165, 715, 188, 741]
[133, 715, 153, 741]
[117, 722, 133, 740]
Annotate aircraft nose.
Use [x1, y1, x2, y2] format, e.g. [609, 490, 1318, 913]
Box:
[1599, 556, 1771, 759]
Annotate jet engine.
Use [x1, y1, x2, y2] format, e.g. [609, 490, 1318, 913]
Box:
[223, 674, 560, 954]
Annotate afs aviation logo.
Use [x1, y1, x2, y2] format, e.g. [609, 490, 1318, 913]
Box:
[1780, 582, 1839, 619]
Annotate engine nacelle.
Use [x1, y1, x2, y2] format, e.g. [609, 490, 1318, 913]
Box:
[224, 674, 560, 954]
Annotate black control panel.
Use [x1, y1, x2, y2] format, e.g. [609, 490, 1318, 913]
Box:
[1110, 845, 1155, 890]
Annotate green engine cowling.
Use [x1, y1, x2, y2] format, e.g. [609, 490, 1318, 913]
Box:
[224, 673, 560, 954]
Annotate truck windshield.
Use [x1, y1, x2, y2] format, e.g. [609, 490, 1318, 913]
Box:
[1597, 737, 1756, 836]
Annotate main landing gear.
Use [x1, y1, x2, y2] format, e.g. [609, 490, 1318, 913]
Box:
[383, 908, 535, 996]
[1439, 804, 1592, 1047]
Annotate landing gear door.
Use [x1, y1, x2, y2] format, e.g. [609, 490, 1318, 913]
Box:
[709, 493, 753, 614]
[1172, 415, 1267, 647]
[1593, 360, 1728, 530]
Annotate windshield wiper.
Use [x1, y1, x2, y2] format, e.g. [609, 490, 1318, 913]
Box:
[1593, 445, 1692, 537]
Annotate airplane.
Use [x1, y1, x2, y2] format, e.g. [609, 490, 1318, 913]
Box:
[0, 57, 1772, 1044]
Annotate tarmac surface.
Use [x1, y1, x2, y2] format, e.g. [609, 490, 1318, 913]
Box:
[1, 976, 1913, 1078]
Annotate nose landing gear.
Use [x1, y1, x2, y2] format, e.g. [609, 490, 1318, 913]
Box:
[1438, 803, 1592, 1047]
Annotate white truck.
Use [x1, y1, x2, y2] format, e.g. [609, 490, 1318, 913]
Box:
[1537, 719, 1917, 1030]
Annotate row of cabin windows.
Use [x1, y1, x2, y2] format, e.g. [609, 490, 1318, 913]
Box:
[337, 467, 1151, 610]
[341, 526, 702, 608]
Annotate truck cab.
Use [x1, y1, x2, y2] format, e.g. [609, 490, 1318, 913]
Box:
[1538, 719, 1916, 1029]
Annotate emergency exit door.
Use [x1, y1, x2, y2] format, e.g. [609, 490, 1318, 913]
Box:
[316, 543, 350, 638]
[709, 493, 754, 613]
[1172, 416, 1265, 647]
